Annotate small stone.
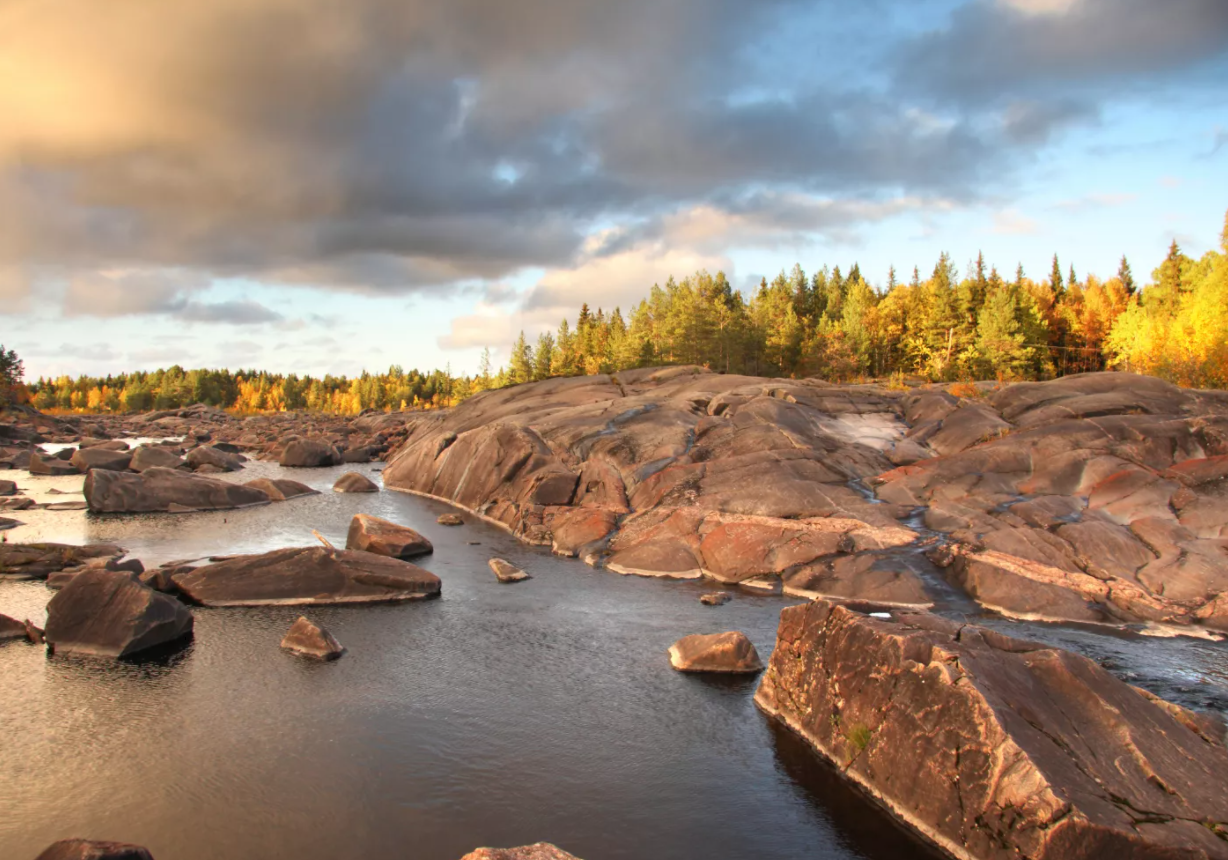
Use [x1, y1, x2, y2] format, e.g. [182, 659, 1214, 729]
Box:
[280, 616, 345, 660]
[346, 514, 433, 559]
[437, 513, 465, 526]
[489, 558, 530, 583]
[700, 591, 732, 606]
[668, 631, 763, 674]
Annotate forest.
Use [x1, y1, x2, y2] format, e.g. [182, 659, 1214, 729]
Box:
[22, 209, 1228, 415]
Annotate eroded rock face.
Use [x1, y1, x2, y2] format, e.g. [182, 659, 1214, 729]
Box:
[34, 839, 155, 860]
[44, 570, 194, 659]
[280, 616, 345, 660]
[333, 471, 379, 493]
[875, 372, 1228, 634]
[84, 467, 270, 513]
[756, 600, 1228, 860]
[459, 845, 582, 860]
[172, 546, 442, 606]
[345, 514, 433, 559]
[668, 631, 763, 673]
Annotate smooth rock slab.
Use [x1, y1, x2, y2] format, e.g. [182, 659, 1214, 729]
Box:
[243, 478, 319, 502]
[668, 631, 762, 673]
[280, 439, 342, 467]
[489, 558, 530, 582]
[84, 467, 270, 513]
[34, 839, 155, 860]
[460, 846, 581, 860]
[280, 616, 345, 660]
[333, 471, 379, 493]
[346, 514, 433, 559]
[45, 570, 194, 659]
[756, 600, 1228, 860]
[173, 546, 442, 607]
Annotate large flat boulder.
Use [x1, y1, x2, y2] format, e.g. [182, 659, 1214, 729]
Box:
[185, 445, 242, 472]
[0, 543, 127, 580]
[84, 467, 270, 513]
[69, 447, 132, 473]
[756, 600, 1228, 860]
[345, 514, 433, 559]
[129, 445, 186, 472]
[45, 570, 194, 659]
[172, 546, 442, 606]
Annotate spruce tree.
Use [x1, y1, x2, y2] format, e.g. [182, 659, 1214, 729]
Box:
[1118, 256, 1136, 294]
[1050, 255, 1064, 298]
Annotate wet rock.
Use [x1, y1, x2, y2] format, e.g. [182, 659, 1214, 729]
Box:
[781, 552, 932, 607]
[489, 558, 530, 582]
[0, 515, 21, 530]
[173, 546, 442, 606]
[699, 591, 732, 605]
[186, 445, 243, 473]
[548, 507, 618, 558]
[84, 467, 270, 513]
[129, 445, 187, 472]
[280, 616, 345, 660]
[756, 600, 1228, 860]
[69, 447, 133, 473]
[437, 513, 465, 526]
[668, 631, 763, 673]
[241, 478, 318, 502]
[280, 439, 342, 467]
[333, 471, 379, 493]
[45, 500, 88, 511]
[29, 453, 80, 476]
[33, 839, 155, 860]
[346, 514, 433, 559]
[459, 845, 582, 860]
[0, 543, 127, 580]
[0, 479, 17, 495]
[44, 569, 194, 659]
[0, 612, 28, 642]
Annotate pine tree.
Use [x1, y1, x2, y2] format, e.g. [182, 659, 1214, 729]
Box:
[533, 333, 555, 380]
[976, 281, 1031, 378]
[1118, 256, 1136, 295]
[1050, 255, 1064, 298]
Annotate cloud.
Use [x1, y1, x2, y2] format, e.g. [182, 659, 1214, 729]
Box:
[177, 299, 283, 324]
[899, 0, 1228, 106]
[1051, 192, 1136, 213]
[62, 269, 280, 324]
[991, 210, 1040, 235]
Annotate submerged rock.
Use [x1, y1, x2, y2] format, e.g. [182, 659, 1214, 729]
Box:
[488, 558, 530, 582]
[699, 591, 732, 605]
[44, 569, 194, 659]
[34, 840, 155, 860]
[460, 846, 582, 860]
[668, 631, 762, 674]
[173, 546, 442, 606]
[345, 514, 433, 559]
[84, 467, 270, 513]
[280, 616, 345, 660]
[437, 513, 465, 526]
[333, 471, 379, 493]
[756, 599, 1228, 860]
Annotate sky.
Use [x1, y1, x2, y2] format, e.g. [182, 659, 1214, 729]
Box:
[1, 0, 1226, 380]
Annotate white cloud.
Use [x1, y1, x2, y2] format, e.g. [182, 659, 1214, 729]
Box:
[998, 0, 1082, 16]
[991, 209, 1040, 235]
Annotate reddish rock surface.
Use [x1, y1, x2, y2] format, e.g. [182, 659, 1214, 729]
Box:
[280, 616, 345, 660]
[333, 471, 379, 493]
[44, 569, 194, 659]
[84, 467, 271, 513]
[488, 557, 530, 582]
[345, 514, 433, 559]
[459, 845, 581, 860]
[756, 600, 1228, 860]
[33, 839, 155, 860]
[668, 630, 763, 673]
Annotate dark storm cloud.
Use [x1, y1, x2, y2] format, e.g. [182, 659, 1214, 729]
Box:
[3, 0, 1221, 306]
[898, 0, 1228, 106]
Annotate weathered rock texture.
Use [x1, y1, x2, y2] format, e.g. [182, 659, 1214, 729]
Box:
[383, 367, 922, 601]
[756, 600, 1228, 860]
[34, 839, 155, 860]
[345, 514, 433, 559]
[84, 467, 271, 513]
[44, 570, 194, 659]
[0, 543, 127, 581]
[459, 845, 581, 860]
[874, 373, 1228, 634]
[280, 616, 345, 660]
[243, 478, 319, 502]
[668, 631, 763, 673]
[172, 546, 442, 606]
[280, 439, 342, 467]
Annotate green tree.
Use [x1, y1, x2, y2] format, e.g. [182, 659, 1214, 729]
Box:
[0, 345, 24, 405]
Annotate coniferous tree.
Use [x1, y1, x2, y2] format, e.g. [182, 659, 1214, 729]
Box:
[1118, 256, 1136, 295]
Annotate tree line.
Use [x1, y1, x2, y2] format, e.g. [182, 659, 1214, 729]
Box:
[18, 208, 1228, 415]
